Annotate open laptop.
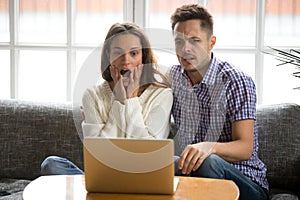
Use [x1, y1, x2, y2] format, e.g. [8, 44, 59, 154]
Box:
[83, 138, 179, 194]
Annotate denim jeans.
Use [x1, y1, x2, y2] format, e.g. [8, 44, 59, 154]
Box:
[174, 154, 269, 200]
[40, 156, 84, 175]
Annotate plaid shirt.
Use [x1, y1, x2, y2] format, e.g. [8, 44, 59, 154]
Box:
[170, 53, 269, 190]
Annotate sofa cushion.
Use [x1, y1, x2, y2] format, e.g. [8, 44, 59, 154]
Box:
[0, 179, 31, 200]
[257, 103, 300, 197]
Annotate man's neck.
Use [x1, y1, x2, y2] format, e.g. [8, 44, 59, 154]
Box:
[185, 62, 210, 85]
[186, 70, 203, 85]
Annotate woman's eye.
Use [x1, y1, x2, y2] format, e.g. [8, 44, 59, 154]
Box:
[131, 50, 139, 56]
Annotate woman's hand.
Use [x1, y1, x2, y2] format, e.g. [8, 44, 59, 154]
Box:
[126, 64, 143, 98]
[110, 65, 126, 104]
[110, 64, 143, 103]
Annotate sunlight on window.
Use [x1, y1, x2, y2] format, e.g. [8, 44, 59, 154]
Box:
[206, 0, 256, 47]
[19, 50, 67, 102]
[0, 0, 9, 42]
[262, 54, 300, 104]
[19, 0, 67, 44]
[0, 50, 10, 99]
[265, 0, 300, 46]
[75, 0, 123, 45]
[147, 0, 199, 30]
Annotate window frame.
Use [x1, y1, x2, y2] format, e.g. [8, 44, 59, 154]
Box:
[1, 0, 298, 104]
[2, 0, 133, 101]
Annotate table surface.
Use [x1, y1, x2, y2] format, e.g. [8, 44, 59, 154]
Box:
[23, 175, 239, 200]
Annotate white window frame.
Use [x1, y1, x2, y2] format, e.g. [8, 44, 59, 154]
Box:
[137, 0, 267, 104]
[3, 0, 134, 102]
[1, 0, 298, 104]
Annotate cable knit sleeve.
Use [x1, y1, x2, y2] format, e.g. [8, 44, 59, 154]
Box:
[81, 84, 126, 138]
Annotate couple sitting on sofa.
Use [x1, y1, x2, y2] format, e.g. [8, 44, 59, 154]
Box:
[40, 4, 269, 200]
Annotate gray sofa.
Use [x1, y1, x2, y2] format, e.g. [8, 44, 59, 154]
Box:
[0, 99, 299, 200]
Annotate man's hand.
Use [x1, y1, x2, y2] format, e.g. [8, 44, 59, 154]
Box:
[177, 142, 216, 174]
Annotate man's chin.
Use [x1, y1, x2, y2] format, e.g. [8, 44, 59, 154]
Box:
[181, 63, 199, 72]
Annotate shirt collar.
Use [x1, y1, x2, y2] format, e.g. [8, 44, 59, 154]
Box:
[202, 52, 218, 86]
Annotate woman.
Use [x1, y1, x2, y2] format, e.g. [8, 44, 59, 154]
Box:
[40, 22, 173, 175]
[82, 22, 172, 139]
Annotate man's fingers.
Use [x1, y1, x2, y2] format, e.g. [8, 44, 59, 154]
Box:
[180, 145, 197, 174]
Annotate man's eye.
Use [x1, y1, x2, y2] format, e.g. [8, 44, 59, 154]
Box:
[175, 40, 183, 46]
[189, 38, 200, 44]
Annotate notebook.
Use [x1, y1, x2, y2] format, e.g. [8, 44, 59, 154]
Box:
[83, 138, 179, 194]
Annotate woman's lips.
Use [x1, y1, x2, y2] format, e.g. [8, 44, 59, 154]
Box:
[120, 69, 129, 75]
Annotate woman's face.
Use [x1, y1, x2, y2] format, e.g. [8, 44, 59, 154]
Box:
[109, 33, 143, 79]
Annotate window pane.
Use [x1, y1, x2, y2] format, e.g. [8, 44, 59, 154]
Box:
[147, 0, 256, 47]
[0, 0, 9, 42]
[75, 0, 123, 45]
[147, 0, 199, 29]
[262, 54, 300, 105]
[155, 49, 179, 73]
[265, 0, 300, 46]
[19, 0, 67, 44]
[0, 50, 10, 98]
[19, 50, 67, 102]
[73, 48, 101, 105]
[214, 52, 255, 80]
[207, 0, 256, 47]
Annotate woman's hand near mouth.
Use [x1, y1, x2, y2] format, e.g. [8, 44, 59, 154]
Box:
[110, 64, 143, 104]
[127, 64, 143, 98]
[110, 65, 127, 104]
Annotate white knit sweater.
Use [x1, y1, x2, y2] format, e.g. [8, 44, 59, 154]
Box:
[81, 81, 173, 139]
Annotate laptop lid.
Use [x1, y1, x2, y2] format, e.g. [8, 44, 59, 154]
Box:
[83, 138, 175, 194]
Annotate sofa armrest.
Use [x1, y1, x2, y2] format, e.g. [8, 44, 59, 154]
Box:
[257, 103, 300, 196]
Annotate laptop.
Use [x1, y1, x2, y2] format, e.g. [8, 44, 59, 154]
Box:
[83, 138, 179, 194]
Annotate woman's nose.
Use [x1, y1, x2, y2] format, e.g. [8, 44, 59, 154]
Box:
[120, 52, 131, 62]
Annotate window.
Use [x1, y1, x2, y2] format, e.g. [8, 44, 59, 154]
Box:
[0, 0, 9, 42]
[0, 50, 10, 99]
[1, 0, 299, 105]
[144, 0, 300, 105]
[1, 0, 124, 102]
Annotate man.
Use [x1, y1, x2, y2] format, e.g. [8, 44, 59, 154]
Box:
[169, 4, 269, 200]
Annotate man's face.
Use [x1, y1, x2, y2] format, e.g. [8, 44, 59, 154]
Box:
[174, 19, 215, 74]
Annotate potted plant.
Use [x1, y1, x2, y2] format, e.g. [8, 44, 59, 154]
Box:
[264, 47, 300, 78]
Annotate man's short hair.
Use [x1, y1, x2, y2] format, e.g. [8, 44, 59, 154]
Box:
[170, 4, 214, 37]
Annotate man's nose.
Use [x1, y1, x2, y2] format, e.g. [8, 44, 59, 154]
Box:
[182, 41, 192, 53]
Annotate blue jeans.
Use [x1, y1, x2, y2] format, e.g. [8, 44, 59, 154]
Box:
[40, 156, 84, 175]
[174, 154, 269, 200]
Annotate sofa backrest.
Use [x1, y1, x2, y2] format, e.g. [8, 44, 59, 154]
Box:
[0, 99, 83, 180]
[256, 103, 300, 194]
